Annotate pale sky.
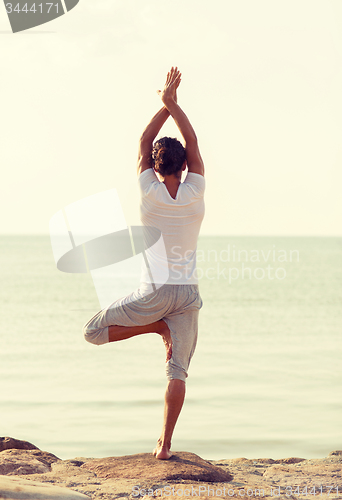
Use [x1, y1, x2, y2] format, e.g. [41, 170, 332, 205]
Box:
[1, 0, 341, 235]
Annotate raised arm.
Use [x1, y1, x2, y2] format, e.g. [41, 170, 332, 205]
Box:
[157, 67, 205, 177]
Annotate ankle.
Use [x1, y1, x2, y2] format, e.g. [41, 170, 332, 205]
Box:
[158, 437, 171, 450]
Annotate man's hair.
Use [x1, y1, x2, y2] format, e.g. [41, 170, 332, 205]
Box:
[152, 137, 186, 177]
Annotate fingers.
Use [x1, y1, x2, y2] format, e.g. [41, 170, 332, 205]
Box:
[166, 66, 181, 87]
[158, 67, 181, 103]
[171, 67, 181, 84]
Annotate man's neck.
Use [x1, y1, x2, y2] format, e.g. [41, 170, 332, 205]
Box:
[162, 174, 181, 199]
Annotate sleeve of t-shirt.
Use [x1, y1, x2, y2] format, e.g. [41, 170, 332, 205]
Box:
[183, 172, 206, 198]
[138, 168, 159, 197]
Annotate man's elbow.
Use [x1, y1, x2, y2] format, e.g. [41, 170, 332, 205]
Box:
[185, 133, 198, 147]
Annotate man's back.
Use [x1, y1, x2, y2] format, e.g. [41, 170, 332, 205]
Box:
[139, 169, 205, 285]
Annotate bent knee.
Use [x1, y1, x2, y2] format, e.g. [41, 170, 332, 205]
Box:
[83, 324, 109, 346]
[165, 361, 188, 382]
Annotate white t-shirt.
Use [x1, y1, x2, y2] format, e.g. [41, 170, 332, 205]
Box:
[138, 168, 205, 285]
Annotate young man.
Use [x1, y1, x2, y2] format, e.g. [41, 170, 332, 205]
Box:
[83, 67, 205, 459]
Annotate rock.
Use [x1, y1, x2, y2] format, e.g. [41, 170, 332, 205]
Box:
[275, 457, 305, 464]
[0, 475, 90, 499]
[263, 457, 342, 489]
[27, 449, 61, 467]
[0, 449, 60, 476]
[81, 451, 234, 482]
[61, 460, 85, 468]
[0, 438, 39, 453]
[1, 440, 341, 500]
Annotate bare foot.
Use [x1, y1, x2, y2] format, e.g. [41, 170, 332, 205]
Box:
[153, 439, 172, 460]
[157, 320, 172, 362]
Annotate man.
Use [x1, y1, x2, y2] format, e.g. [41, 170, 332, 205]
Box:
[83, 67, 205, 459]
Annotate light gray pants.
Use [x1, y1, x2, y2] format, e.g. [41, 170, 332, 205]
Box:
[83, 283, 203, 382]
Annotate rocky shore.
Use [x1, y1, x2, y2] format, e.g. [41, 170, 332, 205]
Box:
[0, 438, 341, 500]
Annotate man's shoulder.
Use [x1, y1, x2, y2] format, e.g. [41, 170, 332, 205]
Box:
[138, 168, 157, 181]
[182, 172, 205, 197]
[138, 168, 160, 194]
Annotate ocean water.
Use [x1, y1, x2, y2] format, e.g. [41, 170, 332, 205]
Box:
[0, 235, 341, 461]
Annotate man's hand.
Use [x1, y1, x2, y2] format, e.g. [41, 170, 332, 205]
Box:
[156, 67, 204, 177]
[157, 67, 181, 106]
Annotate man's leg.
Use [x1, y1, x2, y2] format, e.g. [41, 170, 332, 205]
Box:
[152, 300, 201, 459]
[153, 379, 186, 460]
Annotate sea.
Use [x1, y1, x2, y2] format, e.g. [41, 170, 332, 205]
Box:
[0, 235, 341, 461]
